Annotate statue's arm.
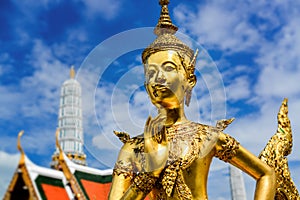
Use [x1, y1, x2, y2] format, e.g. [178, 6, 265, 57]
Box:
[108, 142, 152, 200]
[215, 133, 276, 200]
[108, 143, 134, 199]
[110, 116, 168, 199]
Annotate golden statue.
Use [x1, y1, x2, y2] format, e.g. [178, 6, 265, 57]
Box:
[109, 0, 298, 199]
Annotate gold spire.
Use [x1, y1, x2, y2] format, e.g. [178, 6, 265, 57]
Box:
[154, 0, 178, 35]
[70, 65, 75, 79]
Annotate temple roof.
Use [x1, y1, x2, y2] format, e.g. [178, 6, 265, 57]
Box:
[61, 153, 113, 199]
[3, 131, 113, 200]
[3, 132, 73, 200]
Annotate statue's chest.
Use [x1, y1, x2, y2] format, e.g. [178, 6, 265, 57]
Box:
[166, 122, 202, 169]
[153, 122, 219, 199]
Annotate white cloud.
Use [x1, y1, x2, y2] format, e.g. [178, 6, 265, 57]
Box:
[91, 83, 151, 150]
[0, 128, 56, 157]
[0, 86, 23, 120]
[226, 100, 280, 155]
[0, 151, 19, 198]
[174, 2, 261, 53]
[256, 67, 300, 98]
[83, 0, 122, 20]
[226, 76, 250, 101]
[0, 40, 72, 155]
[22, 129, 57, 155]
[0, 40, 68, 119]
[246, 4, 300, 162]
[20, 40, 69, 117]
[255, 18, 300, 98]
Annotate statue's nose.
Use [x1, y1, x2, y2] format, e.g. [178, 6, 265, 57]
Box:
[155, 71, 166, 83]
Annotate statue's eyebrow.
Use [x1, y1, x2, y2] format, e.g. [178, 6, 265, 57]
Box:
[162, 61, 177, 68]
[146, 64, 159, 70]
[161, 61, 178, 70]
[147, 63, 157, 67]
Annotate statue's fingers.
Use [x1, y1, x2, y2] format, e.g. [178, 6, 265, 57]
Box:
[145, 116, 151, 127]
[151, 115, 161, 126]
[144, 116, 152, 138]
[153, 116, 166, 133]
[147, 116, 159, 138]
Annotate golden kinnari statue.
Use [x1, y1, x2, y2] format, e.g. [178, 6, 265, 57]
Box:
[109, 1, 299, 199]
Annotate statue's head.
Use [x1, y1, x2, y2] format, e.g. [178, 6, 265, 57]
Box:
[142, 0, 197, 108]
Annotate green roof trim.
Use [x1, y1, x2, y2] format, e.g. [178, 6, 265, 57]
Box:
[35, 175, 65, 200]
[74, 170, 112, 184]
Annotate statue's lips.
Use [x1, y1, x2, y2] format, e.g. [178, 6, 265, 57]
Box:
[151, 84, 169, 97]
[152, 84, 169, 91]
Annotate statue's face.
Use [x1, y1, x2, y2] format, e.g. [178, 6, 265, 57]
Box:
[144, 50, 189, 108]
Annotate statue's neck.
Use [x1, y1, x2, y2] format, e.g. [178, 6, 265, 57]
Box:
[158, 105, 188, 126]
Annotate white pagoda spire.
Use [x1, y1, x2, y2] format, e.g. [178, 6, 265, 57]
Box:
[229, 165, 247, 200]
[51, 66, 86, 168]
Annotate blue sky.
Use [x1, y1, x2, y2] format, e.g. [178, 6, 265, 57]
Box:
[1, 0, 300, 199]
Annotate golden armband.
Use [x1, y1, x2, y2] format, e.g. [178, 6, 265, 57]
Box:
[215, 134, 240, 162]
[113, 160, 135, 179]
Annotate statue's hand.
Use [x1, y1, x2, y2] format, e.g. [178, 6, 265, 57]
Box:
[144, 116, 169, 177]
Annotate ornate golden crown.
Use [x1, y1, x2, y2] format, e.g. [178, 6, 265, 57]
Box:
[142, 0, 195, 66]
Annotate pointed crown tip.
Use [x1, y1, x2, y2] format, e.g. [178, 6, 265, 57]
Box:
[154, 0, 177, 36]
[159, 0, 169, 5]
[143, 0, 195, 66]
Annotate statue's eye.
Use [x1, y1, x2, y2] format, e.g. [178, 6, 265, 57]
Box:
[147, 69, 155, 79]
[164, 64, 176, 72]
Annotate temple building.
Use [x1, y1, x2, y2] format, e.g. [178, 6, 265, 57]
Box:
[3, 67, 112, 200]
[51, 66, 86, 168]
[229, 165, 247, 200]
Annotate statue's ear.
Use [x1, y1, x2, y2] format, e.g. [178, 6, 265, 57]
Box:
[185, 74, 196, 107]
[188, 74, 196, 88]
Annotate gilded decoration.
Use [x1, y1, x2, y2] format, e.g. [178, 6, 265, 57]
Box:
[214, 134, 240, 163]
[259, 99, 300, 199]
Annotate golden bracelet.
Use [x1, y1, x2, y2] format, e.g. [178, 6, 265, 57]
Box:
[215, 134, 240, 162]
[132, 172, 158, 194]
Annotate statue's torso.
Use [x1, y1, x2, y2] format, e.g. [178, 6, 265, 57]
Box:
[131, 122, 219, 200]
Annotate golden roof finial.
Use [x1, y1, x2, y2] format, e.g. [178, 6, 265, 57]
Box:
[55, 128, 63, 154]
[17, 130, 25, 166]
[154, 0, 178, 35]
[55, 128, 66, 170]
[54, 128, 85, 197]
[70, 65, 75, 79]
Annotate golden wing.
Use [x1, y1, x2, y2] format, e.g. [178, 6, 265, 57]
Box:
[259, 98, 300, 200]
